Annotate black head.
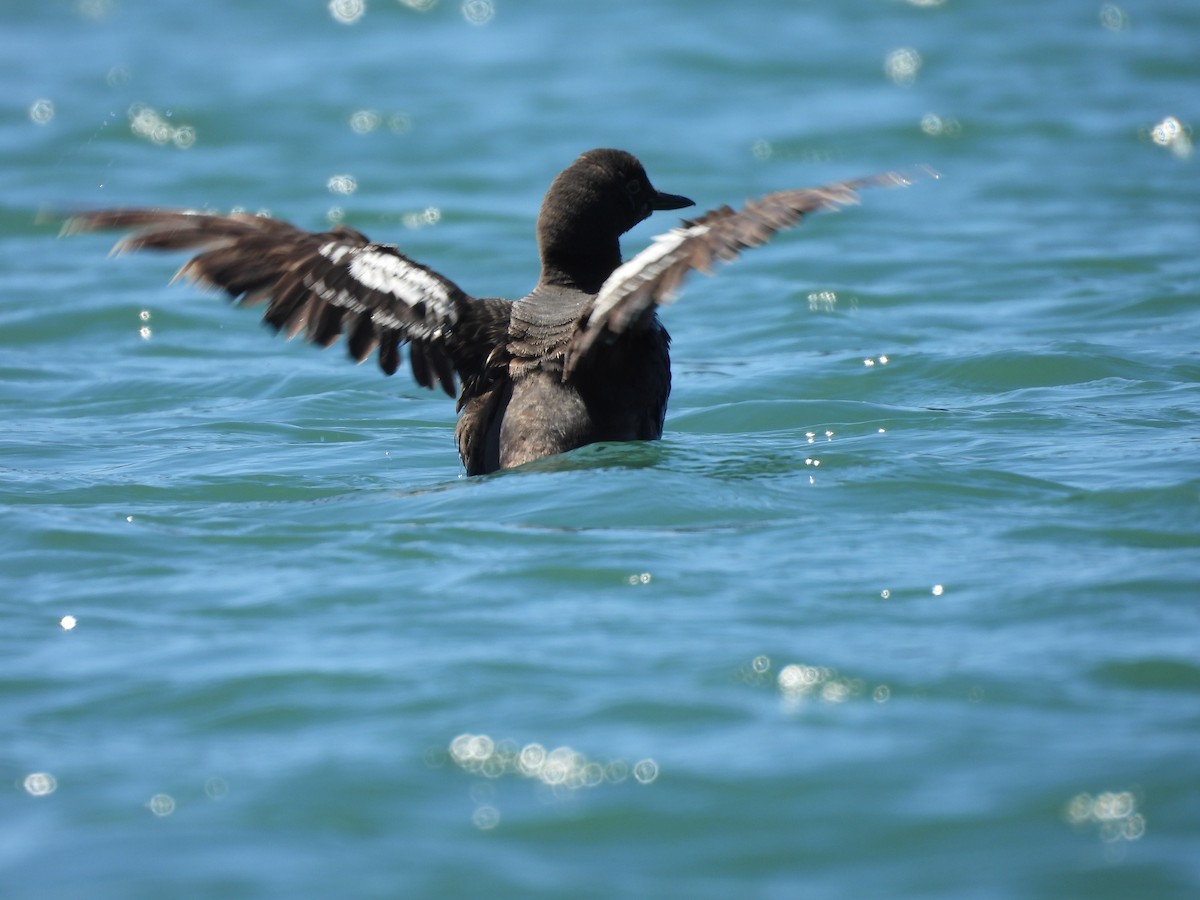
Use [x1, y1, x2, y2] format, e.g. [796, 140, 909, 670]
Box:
[537, 148, 694, 291]
[543, 148, 693, 232]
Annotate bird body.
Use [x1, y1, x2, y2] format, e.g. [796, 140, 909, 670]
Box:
[65, 149, 919, 474]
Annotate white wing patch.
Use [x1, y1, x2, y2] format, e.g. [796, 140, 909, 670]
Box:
[591, 223, 710, 321]
[348, 248, 453, 315]
[316, 243, 456, 323]
[318, 241, 352, 265]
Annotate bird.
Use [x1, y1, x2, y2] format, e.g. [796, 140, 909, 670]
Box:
[64, 148, 919, 475]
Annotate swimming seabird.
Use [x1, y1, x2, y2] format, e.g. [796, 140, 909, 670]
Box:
[65, 148, 917, 474]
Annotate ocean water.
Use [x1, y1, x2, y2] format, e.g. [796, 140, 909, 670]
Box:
[3, 0, 1199, 897]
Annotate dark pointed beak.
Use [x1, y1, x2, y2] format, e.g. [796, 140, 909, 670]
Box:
[652, 190, 695, 211]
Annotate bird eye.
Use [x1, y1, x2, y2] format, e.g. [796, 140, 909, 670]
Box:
[626, 180, 642, 195]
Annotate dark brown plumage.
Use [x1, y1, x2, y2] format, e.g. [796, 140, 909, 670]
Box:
[64, 148, 921, 475]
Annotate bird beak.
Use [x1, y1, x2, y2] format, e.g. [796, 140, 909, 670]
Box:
[651, 190, 695, 211]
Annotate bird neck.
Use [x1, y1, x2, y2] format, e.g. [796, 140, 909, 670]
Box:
[537, 233, 622, 295]
[534, 176, 627, 295]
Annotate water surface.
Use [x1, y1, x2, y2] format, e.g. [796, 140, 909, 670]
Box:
[3, 1, 1199, 897]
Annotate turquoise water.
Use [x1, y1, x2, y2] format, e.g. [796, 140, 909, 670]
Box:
[4, 0, 1199, 897]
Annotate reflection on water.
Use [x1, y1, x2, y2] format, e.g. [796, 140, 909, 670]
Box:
[444, 733, 659, 831]
[737, 655, 890, 708]
[447, 733, 658, 790]
[127, 103, 195, 149]
[23, 772, 58, 797]
[328, 0, 365, 25]
[1066, 790, 1146, 847]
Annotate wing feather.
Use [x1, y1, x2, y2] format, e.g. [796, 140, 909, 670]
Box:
[565, 169, 930, 376]
[64, 209, 512, 398]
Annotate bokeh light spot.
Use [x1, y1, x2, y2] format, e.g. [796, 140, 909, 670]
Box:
[885, 48, 923, 86]
[472, 804, 500, 830]
[807, 289, 838, 312]
[403, 206, 441, 229]
[349, 109, 380, 134]
[147, 793, 175, 817]
[1099, 4, 1130, 31]
[128, 103, 196, 149]
[751, 139, 774, 161]
[329, 0, 365, 24]
[29, 99, 55, 126]
[461, 0, 494, 25]
[76, 0, 115, 20]
[106, 66, 132, 88]
[449, 733, 655, 793]
[23, 772, 57, 796]
[327, 174, 358, 195]
[1148, 116, 1193, 159]
[632, 759, 659, 784]
[204, 777, 228, 800]
[1065, 790, 1145, 843]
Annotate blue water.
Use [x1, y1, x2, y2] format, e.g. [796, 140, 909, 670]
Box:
[4, 1, 1199, 897]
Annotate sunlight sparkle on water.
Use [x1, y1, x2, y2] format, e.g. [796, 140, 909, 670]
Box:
[751, 139, 773, 161]
[147, 793, 176, 817]
[448, 733, 656, 799]
[75, 0, 115, 20]
[23, 772, 57, 796]
[1066, 790, 1145, 844]
[1099, 3, 1130, 31]
[204, 777, 228, 800]
[921, 113, 962, 138]
[741, 655, 890, 706]
[128, 103, 195, 149]
[884, 48, 922, 87]
[328, 0, 365, 24]
[105, 65, 131, 88]
[471, 805, 500, 830]
[60, 615, 77, 631]
[777, 663, 867, 706]
[807, 290, 838, 312]
[1148, 116, 1193, 159]
[402, 207, 442, 229]
[349, 109, 381, 134]
[327, 174, 358, 195]
[461, 0, 494, 25]
[29, 99, 55, 126]
[348, 108, 410, 136]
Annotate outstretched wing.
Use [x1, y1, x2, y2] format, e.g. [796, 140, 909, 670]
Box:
[564, 169, 928, 377]
[63, 209, 511, 397]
